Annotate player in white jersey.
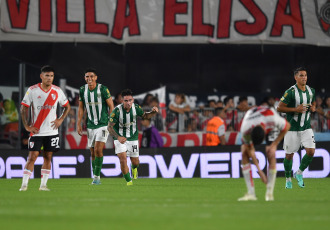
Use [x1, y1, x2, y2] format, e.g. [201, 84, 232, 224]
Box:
[238, 106, 290, 201]
[19, 66, 70, 191]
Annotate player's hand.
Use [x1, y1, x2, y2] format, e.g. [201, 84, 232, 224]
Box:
[295, 104, 308, 113]
[51, 118, 63, 130]
[77, 124, 83, 136]
[258, 170, 267, 184]
[151, 106, 159, 113]
[118, 136, 127, 144]
[309, 104, 316, 113]
[26, 126, 39, 134]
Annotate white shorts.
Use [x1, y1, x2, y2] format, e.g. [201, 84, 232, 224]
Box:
[283, 129, 315, 153]
[114, 140, 139, 157]
[87, 126, 109, 148]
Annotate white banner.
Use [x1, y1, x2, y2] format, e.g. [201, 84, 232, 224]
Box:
[1, 0, 330, 46]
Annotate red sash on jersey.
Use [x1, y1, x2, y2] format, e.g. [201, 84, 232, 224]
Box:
[33, 89, 58, 130]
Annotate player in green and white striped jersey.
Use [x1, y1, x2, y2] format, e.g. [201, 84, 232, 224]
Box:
[108, 89, 159, 185]
[77, 68, 114, 185]
[277, 67, 316, 189]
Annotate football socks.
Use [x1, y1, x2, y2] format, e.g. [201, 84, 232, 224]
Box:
[283, 158, 293, 178]
[299, 154, 313, 172]
[94, 157, 103, 177]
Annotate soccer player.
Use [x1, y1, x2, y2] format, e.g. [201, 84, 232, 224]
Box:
[77, 68, 114, 185]
[277, 67, 316, 189]
[19, 65, 70, 191]
[108, 89, 159, 185]
[238, 106, 290, 201]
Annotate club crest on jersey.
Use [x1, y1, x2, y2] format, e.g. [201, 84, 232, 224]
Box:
[51, 93, 56, 100]
[314, 0, 330, 36]
[38, 96, 41, 99]
[29, 142, 34, 148]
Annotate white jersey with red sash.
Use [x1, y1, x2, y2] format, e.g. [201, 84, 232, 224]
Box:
[21, 83, 69, 136]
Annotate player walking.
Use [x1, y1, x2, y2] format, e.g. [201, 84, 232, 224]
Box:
[108, 89, 159, 185]
[77, 68, 114, 185]
[277, 67, 316, 189]
[19, 65, 70, 191]
[238, 106, 290, 201]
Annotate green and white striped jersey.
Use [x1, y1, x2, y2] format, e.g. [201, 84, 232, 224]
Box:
[79, 83, 111, 129]
[280, 84, 315, 131]
[109, 103, 144, 141]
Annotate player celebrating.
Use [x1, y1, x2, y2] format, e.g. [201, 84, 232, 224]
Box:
[77, 68, 114, 185]
[19, 65, 70, 191]
[277, 67, 316, 189]
[238, 106, 290, 201]
[108, 89, 159, 185]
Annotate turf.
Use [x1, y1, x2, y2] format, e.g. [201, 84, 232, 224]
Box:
[0, 178, 329, 230]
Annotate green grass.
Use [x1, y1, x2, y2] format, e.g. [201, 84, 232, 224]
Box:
[0, 178, 329, 230]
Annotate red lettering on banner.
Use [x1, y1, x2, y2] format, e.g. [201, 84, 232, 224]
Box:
[160, 133, 172, 147]
[111, 0, 140, 40]
[192, 0, 214, 37]
[270, 0, 304, 37]
[39, 0, 51, 31]
[217, 0, 232, 38]
[6, 0, 30, 29]
[235, 0, 267, 35]
[85, 0, 108, 35]
[163, 0, 188, 36]
[177, 133, 199, 147]
[56, 0, 80, 33]
[66, 134, 87, 149]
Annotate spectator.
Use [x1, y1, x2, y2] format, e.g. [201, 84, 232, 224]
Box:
[67, 109, 77, 132]
[149, 96, 164, 131]
[141, 117, 164, 148]
[223, 96, 238, 131]
[207, 99, 217, 108]
[142, 93, 154, 108]
[236, 96, 250, 130]
[313, 95, 327, 132]
[167, 93, 191, 132]
[114, 92, 123, 107]
[216, 100, 224, 108]
[205, 107, 226, 146]
[186, 117, 198, 132]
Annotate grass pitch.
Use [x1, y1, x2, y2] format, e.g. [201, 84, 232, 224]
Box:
[0, 178, 329, 230]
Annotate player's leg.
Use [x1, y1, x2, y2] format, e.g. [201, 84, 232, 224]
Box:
[20, 150, 40, 191]
[238, 144, 257, 201]
[114, 140, 132, 185]
[19, 136, 43, 191]
[39, 151, 53, 191]
[265, 145, 277, 201]
[90, 147, 96, 176]
[283, 131, 300, 189]
[295, 129, 315, 188]
[129, 140, 140, 179]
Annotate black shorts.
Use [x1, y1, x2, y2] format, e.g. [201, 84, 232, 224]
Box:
[28, 134, 60, 152]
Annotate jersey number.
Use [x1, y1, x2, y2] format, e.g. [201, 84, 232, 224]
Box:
[132, 145, 138, 152]
[51, 137, 60, 147]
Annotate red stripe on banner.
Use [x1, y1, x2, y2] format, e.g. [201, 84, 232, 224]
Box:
[227, 132, 238, 145]
[33, 89, 58, 130]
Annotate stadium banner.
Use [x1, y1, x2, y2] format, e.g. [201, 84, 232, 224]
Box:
[1, 143, 330, 179]
[65, 131, 330, 149]
[1, 0, 330, 46]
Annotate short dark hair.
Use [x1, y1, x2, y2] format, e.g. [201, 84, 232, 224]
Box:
[294, 67, 307, 76]
[239, 96, 248, 103]
[251, 126, 265, 145]
[84, 68, 97, 75]
[224, 96, 233, 105]
[215, 107, 225, 116]
[41, 65, 55, 73]
[121, 89, 133, 97]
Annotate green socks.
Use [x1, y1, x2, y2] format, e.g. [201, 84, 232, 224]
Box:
[131, 164, 139, 169]
[283, 158, 293, 178]
[94, 157, 103, 177]
[92, 159, 96, 175]
[123, 172, 132, 182]
[299, 154, 313, 171]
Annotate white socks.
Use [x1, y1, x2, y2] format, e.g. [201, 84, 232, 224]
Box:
[40, 169, 51, 188]
[266, 169, 277, 196]
[286, 177, 292, 182]
[242, 164, 255, 195]
[22, 169, 32, 187]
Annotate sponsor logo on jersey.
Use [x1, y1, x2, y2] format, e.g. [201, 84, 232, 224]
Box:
[37, 104, 56, 110]
[51, 93, 56, 100]
[26, 91, 29, 95]
[111, 113, 115, 118]
[110, 118, 113, 122]
[38, 96, 41, 99]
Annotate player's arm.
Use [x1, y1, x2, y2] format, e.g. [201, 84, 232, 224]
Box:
[169, 104, 184, 114]
[107, 121, 126, 144]
[142, 106, 159, 119]
[51, 103, 70, 129]
[267, 121, 291, 154]
[219, 135, 226, 146]
[277, 101, 307, 113]
[77, 101, 84, 136]
[20, 104, 39, 134]
[106, 97, 115, 114]
[243, 144, 267, 184]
